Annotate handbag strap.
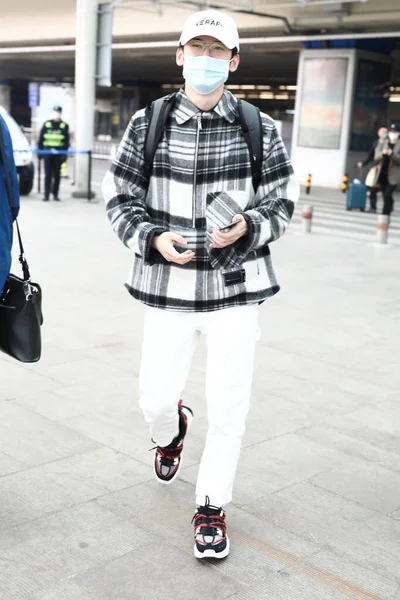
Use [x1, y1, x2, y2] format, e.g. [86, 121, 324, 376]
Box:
[0, 119, 30, 281]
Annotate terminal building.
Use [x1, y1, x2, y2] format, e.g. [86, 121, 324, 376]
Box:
[0, 0, 399, 186]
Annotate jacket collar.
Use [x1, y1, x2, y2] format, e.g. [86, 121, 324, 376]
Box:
[173, 87, 238, 125]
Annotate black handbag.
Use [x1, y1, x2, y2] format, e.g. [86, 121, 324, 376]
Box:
[0, 124, 43, 363]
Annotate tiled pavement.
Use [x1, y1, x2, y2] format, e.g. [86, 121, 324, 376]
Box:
[1, 188, 399, 599]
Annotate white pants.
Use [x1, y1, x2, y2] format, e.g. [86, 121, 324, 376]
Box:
[138, 304, 259, 507]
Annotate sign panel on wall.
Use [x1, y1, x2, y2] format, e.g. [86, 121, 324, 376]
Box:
[298, 58, 348, 149]
[28, 82, 39, 108]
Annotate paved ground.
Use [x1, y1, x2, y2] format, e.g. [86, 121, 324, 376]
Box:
[1, 177, 400, 599]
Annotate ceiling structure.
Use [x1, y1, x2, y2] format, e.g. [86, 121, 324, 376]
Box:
[0, 0, 399, 86]
[119, 0, 400, 32]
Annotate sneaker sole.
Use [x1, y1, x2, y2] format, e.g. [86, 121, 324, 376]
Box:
[153, 407, 193, 485]
[194, 536, 230, 559]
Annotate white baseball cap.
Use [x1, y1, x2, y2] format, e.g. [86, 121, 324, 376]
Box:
[179, 10, 240, 52]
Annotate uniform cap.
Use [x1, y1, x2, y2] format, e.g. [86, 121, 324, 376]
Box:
[53, 106, 62, 112]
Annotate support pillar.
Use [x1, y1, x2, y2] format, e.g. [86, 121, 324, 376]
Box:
[291, 47, 391, 189]
[72, 0, 97, 199]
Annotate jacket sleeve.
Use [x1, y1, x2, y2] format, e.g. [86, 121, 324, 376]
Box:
[391, 142, 400, 166]
[362, 143, 376, 167]
[0, 116, 20, 221]
[63, 123, 70, 149]
[374, 142, 384, 162]
[238, 120, 299, 256]
[38, 124, 45, 150]
[102, 112, 167, 264]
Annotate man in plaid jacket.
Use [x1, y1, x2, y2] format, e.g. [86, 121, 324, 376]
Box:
[103, 9, 299, 559]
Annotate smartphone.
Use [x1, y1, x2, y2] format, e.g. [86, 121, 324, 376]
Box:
[219, 219, 241, 233]
[173, 242, 193, 254]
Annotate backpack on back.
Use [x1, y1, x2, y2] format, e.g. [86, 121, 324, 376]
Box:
[143, 93, 263, 193]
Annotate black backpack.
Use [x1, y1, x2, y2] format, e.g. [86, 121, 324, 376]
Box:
[144, 93, 263, 193]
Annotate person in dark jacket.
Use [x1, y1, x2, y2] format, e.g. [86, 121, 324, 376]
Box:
[375, 124, 400, 216]
[357, 126, 388, 212]
[38, 106, 70, 202]
[0, 115, 20, 295]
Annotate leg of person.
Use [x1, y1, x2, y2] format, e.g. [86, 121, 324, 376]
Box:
[379, 174, 389, 214]
[193, 304, 260, 559]
[387, 184, 396, 214]
[368, 187, 377, 212]
[43, 156, 51, 200]
[52, 156, 62, 200]
[382, 184, 396, 215]
[139, 306, 198, 484]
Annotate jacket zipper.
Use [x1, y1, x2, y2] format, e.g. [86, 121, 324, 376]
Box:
[192, 113, 202, 228]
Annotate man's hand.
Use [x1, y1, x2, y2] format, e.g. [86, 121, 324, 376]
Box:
[357, 161, 363, 168]
[210, 214, 248, 249]
[152, 232, 195, 265]
[383, 148, 393, 156]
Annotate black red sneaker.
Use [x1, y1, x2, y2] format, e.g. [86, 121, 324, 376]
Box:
[153, 400, 193, 485]
[192, 496, 230, 559]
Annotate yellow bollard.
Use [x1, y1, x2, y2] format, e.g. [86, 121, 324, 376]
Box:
[305, 173, 312, 195]
[60, 161, 68, 178]
[341, 173, 349, 193]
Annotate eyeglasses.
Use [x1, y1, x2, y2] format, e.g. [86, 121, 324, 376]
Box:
[185, 39, 231, 58]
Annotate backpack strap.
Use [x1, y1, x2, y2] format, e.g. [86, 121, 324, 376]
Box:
[143, 93, 263, 193]
[237, 99, 263, 193]
[144, 93, 176, 175]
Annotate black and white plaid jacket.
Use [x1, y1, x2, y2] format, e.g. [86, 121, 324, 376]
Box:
[102, 88, 299, 312]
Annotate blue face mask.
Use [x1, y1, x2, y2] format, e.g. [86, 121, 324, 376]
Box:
[183, 55, 231, 95]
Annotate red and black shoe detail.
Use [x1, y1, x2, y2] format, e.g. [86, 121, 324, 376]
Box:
[153, 401, 193, 485]
[192, 496, 230, 559]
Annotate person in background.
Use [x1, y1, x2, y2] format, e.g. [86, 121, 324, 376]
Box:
[0, 114, 20, 295]
[38, 106, 70, 202]
[357, 126, 388, 213]
[374, 124, 400, 216]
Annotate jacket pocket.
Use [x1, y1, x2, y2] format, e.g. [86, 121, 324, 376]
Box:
[205, 191, 245, 270]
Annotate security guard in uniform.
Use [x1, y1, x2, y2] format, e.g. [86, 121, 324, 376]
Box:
[38, 106, 70, 201]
